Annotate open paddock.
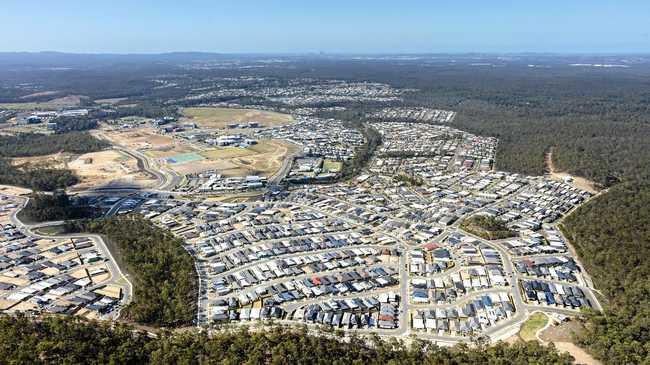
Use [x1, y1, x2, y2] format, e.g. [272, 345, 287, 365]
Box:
[182, 107, 293, 129]
[0, 95, 85, 110]
[100, 127, 178, 152]
[168, 139, 296, 177]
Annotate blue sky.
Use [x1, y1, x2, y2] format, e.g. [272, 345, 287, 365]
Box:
[1, 0, 649, 53]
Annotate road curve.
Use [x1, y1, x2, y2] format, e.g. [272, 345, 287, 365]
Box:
[8, 196, 134, 316]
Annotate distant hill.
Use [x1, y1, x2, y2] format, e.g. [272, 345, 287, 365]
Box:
[0, 51, 233, 69]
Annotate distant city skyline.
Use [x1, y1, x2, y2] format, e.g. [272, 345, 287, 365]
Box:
[1, 0, 649, 54]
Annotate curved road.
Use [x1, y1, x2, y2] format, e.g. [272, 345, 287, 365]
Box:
[7, 196, 134, 318]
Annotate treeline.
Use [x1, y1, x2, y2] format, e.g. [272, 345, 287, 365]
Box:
[0, 159, 78, 191]
[0, 314, 574, 364]
[339, 121, 382, 180]
[394, 70, 650, 186]
[108, 103, 179, 119]
[561, 182, 650, 364]
[65, 215, 197, 327]
[461, 215, 516, 240]
[0, 132, 109, 157]
[21, 192, 99, 223]
[310, 62, 650, 363]
[0, 131, 107, 191]
[386, 66, 650, 364]
[51, 115, 99, 133]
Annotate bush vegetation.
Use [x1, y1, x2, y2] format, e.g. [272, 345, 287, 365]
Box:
[65, 215, 198, 327]
[20, 191, 99, 223]
[324, 62, 650, 363]
[461, 215, 516, 240]
[0, 159, 78, 191]
[0, 314, 574, 365]
[0, 131, 107, 191]
[394, 173, 424, 186]
[0, 132, 108, 157]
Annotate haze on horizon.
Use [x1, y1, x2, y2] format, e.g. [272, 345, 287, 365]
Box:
[1, 0, 649, 54]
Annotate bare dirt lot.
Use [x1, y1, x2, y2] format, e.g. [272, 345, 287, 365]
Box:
[19, 91, 61, 100]
[182, 107, 294, 129]
[67, 150, 156, 190]
[184, 139, 297, 177]
[11, 153, 68, 170]
[94, 97, 129, 105]
[10, 149, 156, 191]
[100, 127, 177, 151]
[0, 185, 32, 196]
[539, 320, 602, 365]
[546, 148, 599, 194]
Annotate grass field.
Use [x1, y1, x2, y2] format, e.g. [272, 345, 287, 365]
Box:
[0, 95, 84, 110]
[323, 159, 343, 173]
[188, 140, 296, 177]
[166, 152, 204, 164]
[199, 147, 256, 160]
[94, 97, 129, 105]
[519, 312, 549, 341]
[33, 225, 67, 236]
[182, 107, 293, 129]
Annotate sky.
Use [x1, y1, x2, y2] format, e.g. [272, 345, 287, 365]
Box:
[1, 0, 649, 54]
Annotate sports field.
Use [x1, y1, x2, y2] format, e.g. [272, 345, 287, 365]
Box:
[166, 152, 205, 164]
[182, 107, 293, 129]
[169, 139, 298, 177]
[199, 147, 255, 160]
[323, 159, 343, 173]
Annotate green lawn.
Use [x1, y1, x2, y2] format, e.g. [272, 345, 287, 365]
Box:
[323, 159, 343, 173]
[33, 225, 67, 236]
[519, 312, 549, 341]
[200, 147, 255, 160]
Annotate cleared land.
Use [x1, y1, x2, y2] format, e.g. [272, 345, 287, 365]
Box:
[10, 149, 156, 190]
[19, 91, 61, 99]
[100, 126, 296, 178]
[175, 139, 296, 176]
[67, 150, 156, 190]
[540, 320, 602, 365]
[0, 95, 85, 110]
[94, 97, 129, 105]
[33, 225, 67, 236]
[518, 312, 548, 341]
[182, 107, 293, 129]
[100, 128, 177, 152]
[10, 153, 67, 170]
[0, 185, 32, 196]
[546, 148, 599, 194]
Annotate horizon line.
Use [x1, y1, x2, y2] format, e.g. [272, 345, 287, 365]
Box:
[1, 50, 650, 56]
